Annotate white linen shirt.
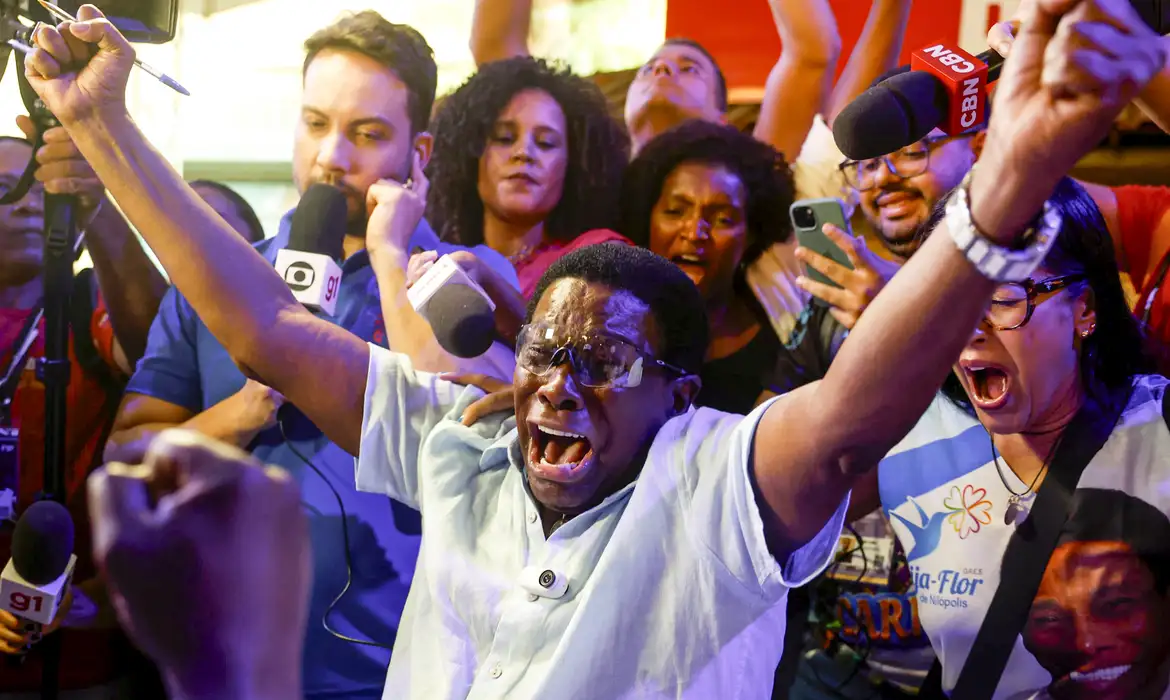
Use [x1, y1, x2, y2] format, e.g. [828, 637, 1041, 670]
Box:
[356, 345, 848, 699]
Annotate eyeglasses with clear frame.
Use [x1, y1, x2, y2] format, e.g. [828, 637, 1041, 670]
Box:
[514, 323, 688, 389]
[984, 274, 1087, 331]
[839, 132, 979, 192]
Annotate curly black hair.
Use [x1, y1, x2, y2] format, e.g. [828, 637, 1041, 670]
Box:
[619, 119, 795, 271]
[426, 56, 629, 247]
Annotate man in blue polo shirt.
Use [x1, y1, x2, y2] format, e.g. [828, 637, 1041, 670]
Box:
[106, 11, 517, 700]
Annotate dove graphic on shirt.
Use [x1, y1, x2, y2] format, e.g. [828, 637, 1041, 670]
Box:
[888, 496, 948, 561]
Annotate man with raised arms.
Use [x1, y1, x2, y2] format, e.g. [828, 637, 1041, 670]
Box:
[20, 2, 1166, 697]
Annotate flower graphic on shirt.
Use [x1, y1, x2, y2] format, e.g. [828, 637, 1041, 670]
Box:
[942, 484, 993, 539]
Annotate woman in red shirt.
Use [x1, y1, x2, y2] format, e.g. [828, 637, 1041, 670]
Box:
[426, 56, 631, 299]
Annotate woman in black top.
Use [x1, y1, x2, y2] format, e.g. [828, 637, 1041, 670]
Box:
[619, 120, 845, 699]
[620, 120, 843, 414]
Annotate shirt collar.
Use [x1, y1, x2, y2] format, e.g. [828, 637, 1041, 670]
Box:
[266, 207, 442, 274]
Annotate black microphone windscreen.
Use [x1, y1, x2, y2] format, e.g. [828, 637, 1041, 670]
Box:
[868, 63, 911, 90]
[289, 184, 348, 260]
[427, 284, 496, 359]
[833, 71, 949, 161]
[1131, 0, 1170, 34]
[12, 501, 74, 585]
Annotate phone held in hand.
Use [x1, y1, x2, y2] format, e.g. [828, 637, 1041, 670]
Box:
[790, 198, 855, 289]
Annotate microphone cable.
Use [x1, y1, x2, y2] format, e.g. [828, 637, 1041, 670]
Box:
[802, 522, 876, 698]
[278, 416, 393, 649]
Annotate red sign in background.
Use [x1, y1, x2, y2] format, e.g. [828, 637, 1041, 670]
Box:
[665, 0, 975, 93]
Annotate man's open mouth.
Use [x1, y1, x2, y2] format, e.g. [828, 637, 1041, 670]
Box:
[1067, 664, 1131, 684]
[527, 424, 595, 482]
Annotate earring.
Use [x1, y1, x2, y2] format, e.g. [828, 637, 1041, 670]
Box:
[1081, 325, 1096, 338]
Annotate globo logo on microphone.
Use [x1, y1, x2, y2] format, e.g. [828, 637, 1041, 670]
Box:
[274, 249, 343, 316]
[284, 261, 316, 292]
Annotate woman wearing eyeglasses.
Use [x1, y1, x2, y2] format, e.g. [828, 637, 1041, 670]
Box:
[849, 178, 1170, 700]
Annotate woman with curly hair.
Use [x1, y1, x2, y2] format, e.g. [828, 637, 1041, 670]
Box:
[426, 56, 631, 298]
[621, 120, 845, 414]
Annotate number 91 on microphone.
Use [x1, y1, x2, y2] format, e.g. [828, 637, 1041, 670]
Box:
[0, 555, 76, 625]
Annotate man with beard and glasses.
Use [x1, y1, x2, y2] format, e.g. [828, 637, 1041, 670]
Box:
[783, 115, 987, 337]
[24, 1, 1163, 697]
[104, 11, 517, 700]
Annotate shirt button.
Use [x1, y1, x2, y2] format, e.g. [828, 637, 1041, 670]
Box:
[490, 663, 503, 679]
[527, 593, 539, 602]
[527, 511, 537, 523]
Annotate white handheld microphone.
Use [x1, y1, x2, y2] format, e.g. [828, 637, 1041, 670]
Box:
[409, 255, 497, 358]
[0, 502, 76, 650]
[275, 183, 348, 316]
[408, 254, 495, 312]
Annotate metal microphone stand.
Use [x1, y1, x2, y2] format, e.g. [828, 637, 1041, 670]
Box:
[12, 49, 76, 700]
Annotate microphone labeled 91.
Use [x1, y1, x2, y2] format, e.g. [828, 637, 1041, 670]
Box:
[276, 253, 342, 317]
[0, 501, 77, 650]
[275, 182, 351, 318]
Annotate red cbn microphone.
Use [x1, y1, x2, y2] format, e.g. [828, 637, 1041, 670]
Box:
[910, 43, 990, 136]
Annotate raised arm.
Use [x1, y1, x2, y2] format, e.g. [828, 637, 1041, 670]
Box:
[84, 198, 166, 368]
[470, 0, 533, 66]
[749, 0, 1166, 558]
[992, 6, 1170, 133]
[824, 0, 913, 126]
[21, 115, 166, 368]
[1133, 36, 1170, 132]
[365, 167, 521, 377]
[365, 166, 467, 374]
[751, 0, 841, 159]
[24, 10, 369, 455]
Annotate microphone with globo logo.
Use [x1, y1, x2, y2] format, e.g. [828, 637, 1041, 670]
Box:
[274, 183, 348, 316]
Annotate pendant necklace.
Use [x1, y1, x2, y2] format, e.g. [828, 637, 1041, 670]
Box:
[988, 428, 1065, 526]
[548, 512, 569, 535]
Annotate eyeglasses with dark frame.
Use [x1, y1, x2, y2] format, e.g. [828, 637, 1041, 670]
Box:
[984, 274, 1087, 331]
[839, 132, 979, 192]
[515, 323, 689, 389]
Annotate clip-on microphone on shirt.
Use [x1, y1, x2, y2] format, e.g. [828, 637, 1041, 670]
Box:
[519, 566, 569, 600]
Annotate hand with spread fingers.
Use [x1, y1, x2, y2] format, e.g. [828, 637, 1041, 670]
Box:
[794, 224, 901, 329]
[89, 430, 309, 700]
[440, 373, 516, 426]
[22, 5, 136, 126]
